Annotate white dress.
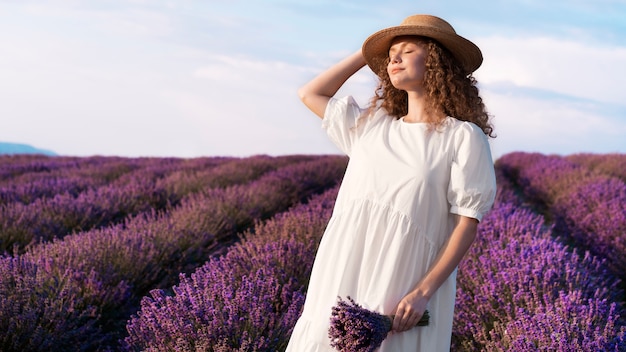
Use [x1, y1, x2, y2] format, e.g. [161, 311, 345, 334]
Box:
[286, 96, 496, 352]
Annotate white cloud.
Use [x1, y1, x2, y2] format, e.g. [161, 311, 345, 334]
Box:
[483, 87, 626, 159]
[470, 34, 626, 159]
[475, 35, 626, 105]
[161, 55, 345, 156]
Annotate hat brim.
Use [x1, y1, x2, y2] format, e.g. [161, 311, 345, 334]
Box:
[362, 25, 483, 76]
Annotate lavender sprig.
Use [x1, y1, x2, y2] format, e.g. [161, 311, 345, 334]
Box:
[328, 296, 430, 352]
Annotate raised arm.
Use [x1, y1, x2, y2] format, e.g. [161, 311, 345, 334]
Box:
[297, 49, 367, 119]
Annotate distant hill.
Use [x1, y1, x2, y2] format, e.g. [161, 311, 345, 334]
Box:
[0, 142, 57, 156]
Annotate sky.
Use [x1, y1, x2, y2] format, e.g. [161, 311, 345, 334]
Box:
[1, 0, 625, 160]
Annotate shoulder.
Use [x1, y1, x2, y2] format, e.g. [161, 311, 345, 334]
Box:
[328, 96, 392, 124]
[326, 96, 363, 115]
[446, 118, 488, 142]
[445, 117, 491, 157]
[323, 96, 365, 129]
[446, 117, 483, 134]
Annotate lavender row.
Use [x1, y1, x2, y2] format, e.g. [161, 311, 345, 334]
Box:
[567, 152, 626, 182]
[0, 155, 154, 186]
[0, 180, 171, 254]
[123, 184, 340, 351]
[0, 155, 233, 206]
[0, 156, 143, 205]
[0, 255, 131, 351]
[452, 201, 625, 350]
[154, 155, 318, 200]
[1, 175, 97, 206]
[0, 155, 314, 253]
[496, 152, 626, 277]
[1, 155, 318, 207]
[0, 154, 225, 183]
[0, 156, 346, 351]
[451, 157, 625, 349]
[0, 154, 94, 181]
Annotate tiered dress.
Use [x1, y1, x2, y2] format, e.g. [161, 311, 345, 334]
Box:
[286, 96, 496, 351]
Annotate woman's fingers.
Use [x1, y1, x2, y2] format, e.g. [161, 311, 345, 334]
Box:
[392, 307, 423, 332]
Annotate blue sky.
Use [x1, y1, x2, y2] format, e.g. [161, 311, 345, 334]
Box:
[1, 0, 625, 160]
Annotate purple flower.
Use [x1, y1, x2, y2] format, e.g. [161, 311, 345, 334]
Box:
[328, 296, 429, 352]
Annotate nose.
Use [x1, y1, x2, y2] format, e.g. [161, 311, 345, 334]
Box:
[390, 54, 401, 64]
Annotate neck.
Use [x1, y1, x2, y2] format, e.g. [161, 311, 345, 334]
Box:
[402, 90, 432, 123]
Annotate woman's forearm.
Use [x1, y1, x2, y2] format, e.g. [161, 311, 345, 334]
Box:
[414, 215, 478, 299]
[392, 215, 478, 332]
[297, 49, 367, 118]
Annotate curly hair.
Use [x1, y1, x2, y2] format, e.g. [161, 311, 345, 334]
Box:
[366, 37, 495, 138]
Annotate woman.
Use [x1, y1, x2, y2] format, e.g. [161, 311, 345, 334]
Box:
[287, 14, 497, 351]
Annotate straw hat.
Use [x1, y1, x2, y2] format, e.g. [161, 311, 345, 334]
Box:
[362, 14, 482, 75]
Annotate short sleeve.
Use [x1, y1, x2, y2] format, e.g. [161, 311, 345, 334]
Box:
[447, 122, 497, 222]
[321, 96, 366, 156]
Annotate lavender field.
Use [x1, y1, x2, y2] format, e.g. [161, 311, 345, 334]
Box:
[0, 152, 624, 351]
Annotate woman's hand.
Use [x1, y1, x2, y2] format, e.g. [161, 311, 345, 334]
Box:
[391, 291, 429, 332]
[297, 49, 366, 119]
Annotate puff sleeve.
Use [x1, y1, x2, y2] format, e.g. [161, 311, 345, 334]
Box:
[447, 122, 497, 222]
[321, 96, 366, 156]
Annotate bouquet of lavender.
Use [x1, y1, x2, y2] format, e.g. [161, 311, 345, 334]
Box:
[328, 296, 429, 352]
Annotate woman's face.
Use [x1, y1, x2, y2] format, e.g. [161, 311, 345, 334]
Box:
[386, 36, 427, 91]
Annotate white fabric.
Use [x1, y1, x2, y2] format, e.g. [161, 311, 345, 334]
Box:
[286, 96, 496, 352]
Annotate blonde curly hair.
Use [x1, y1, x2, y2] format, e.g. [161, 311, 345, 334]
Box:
[366, 36, 495, 138]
